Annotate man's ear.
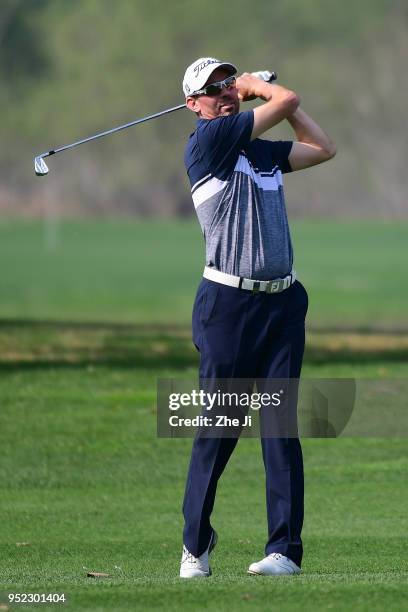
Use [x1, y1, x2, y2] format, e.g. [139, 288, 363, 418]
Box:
[186, 96, 200, 114]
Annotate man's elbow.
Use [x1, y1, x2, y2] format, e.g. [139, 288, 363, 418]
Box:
[324, 142, 337, 160]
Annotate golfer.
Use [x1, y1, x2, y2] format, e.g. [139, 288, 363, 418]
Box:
[180, 57, 336, 577]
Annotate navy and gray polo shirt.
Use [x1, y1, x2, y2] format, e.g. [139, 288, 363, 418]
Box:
[184, 109, 294, 281]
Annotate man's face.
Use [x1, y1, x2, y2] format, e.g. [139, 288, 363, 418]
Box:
[186, 68, 240, 119]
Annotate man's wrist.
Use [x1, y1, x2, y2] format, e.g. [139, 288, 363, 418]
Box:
[255, 84, 275, 101]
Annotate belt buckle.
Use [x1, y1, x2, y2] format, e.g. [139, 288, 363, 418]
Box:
[252, 281, 260, 294]
[266, 279, 283, 294]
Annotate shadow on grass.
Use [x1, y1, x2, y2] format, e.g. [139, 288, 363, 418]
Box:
[0, 319, 407, 370]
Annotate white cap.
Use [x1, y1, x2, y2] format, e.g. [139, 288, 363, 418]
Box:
[182, 57, 237, 97]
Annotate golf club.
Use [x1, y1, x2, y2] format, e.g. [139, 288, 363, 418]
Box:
[34, 71, 277, 176]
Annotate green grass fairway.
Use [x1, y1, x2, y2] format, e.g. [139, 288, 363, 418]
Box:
[0, 219, 406, 327]
[0, 327, 407, 611]
[0, 220, 407, 610]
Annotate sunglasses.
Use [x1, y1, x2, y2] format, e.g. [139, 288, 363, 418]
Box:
[193, 75, 236, 97]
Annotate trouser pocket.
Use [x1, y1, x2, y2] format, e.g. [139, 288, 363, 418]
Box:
[192, 280, 220, 349]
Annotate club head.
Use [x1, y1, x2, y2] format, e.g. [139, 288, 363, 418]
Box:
[34, 155, 49, 176]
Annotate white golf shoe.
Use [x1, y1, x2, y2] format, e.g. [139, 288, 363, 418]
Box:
[248, 552, 301, 575]
[180, 530, 218, 578]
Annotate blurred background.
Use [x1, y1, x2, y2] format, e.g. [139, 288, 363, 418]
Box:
[1, 7, 407, 606]
[0, 0, 406, 332]
[2, 0, 407, 217]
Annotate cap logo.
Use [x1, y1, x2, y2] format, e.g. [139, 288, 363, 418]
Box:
[193, 58, 219, 78]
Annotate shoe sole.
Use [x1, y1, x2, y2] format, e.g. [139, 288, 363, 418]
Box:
[180, 571, 211, 578]
[247, 568, 301, 576]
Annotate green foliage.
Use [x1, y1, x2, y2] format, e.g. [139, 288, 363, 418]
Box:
[0, 0, 406, 216]
[0, 0, 52, 83]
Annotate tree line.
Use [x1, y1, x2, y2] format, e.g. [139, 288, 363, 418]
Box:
[1, 0, 406, 218]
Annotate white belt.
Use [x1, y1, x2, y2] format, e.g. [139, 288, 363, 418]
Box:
[203, 266, 296, 294]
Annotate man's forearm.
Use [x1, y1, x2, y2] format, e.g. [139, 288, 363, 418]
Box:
[239, 75, 300, 141]
[287, 108, 336, 156]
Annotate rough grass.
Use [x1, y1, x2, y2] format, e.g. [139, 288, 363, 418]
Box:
[0, 219, 406, 327]
[0, 331, 407, 610]
[1, 320, 408, 368]
[0, 219, 407, 610]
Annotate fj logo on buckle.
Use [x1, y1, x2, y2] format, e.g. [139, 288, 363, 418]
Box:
[266, 280, 282, 293]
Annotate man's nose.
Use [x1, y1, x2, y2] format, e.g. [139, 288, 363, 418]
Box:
[220, 84, 235, 96]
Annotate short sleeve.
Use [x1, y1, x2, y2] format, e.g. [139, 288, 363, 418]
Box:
[263, 140, 293, 174]
[196, 110, 254, 179]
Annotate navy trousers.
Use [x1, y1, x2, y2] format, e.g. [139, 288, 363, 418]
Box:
[182, 278, 308, 568]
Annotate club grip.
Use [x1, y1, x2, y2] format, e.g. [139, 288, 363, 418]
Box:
[251, 70, 277, 82]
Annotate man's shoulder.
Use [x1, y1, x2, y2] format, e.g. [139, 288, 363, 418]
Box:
[196, 109, 253, 131]
[185, 110, 252, 153]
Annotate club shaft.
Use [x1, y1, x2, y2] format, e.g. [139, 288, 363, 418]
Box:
[36, 70, 277, 167]
[43, 103, 187, 158]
